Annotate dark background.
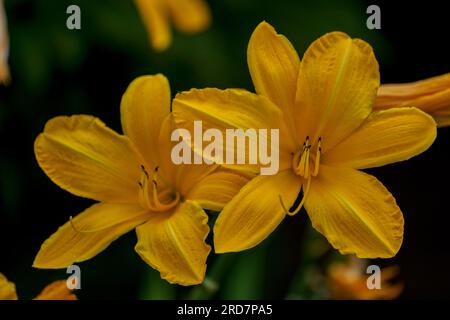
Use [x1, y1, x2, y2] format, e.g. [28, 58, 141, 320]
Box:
[0, 0, 449, 299]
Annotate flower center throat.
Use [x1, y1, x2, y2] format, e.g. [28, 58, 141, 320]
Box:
[292, 136, 322, 179]
[138, 165, 180, 212]
[279, 136, 322, 216]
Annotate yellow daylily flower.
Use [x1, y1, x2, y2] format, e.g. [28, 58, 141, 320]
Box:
[328, 258, 403, 300]
[134, 0, 211, 51]
[0, 0, 10, 84]
[0, 273, 17, 300]
[375, 73, 450, 127]
[0, 273, 77, 300]
[33, 74, 248, 285]
[173, 22, 437, 258]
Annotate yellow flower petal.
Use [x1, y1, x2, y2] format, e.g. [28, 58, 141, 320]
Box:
[155, 114, 179, 186]
[135, 0, 171, 51]
[154, 112, 218, 192]
[167, 0, 211, 33]
[0, 273, 18, 300]
[0, 0, 10, 85]
[174, 162, 219, 197]
[135, 200, 210, 285]
[34, 280, 77, 300]
[120, 74, 171, 171]
[305, 165, 403, 258]
[375, 73, 450, 107]
[433, 101, 450, 127]
[33, 203, 150, 269]
[186, 168, 250, 211]
[35, 115, 142, 204]
[328, 262, 403, 300]
[173, 88, 281, 132]
[247, 22, 300, 126]
[214, 170, 301, 253]
[380, 265, 401, 282]
[375, 74, 450, 127]
[295, 32, 379, 152]
[173, 88, 294, 171]
[323, 107, 436, 169]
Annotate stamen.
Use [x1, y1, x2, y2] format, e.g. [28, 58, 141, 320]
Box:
[151, 169, 179, 211]
[292, 148, 302, 175]
[279, 178, 312, 216]
[138, 164, 180, 212]
[152, 165, 174, 190]
[279, 195, 291, 215]
[298, 138, 311, 178]
[141, 168, 153, 210]
[292, 136, 322, 179]
[304, 145, 310, 179]
[141, 165, 149, 179]
[312, 137, 321, 177]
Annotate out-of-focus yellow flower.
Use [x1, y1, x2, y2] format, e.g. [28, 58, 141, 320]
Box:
[375, 73, 450, 127]
[33, 74, 248, 285]
[34, 280, 77, 300]
[173, 22, 437, 258]
[134, 0, 211, 51]
[328, 258, 403, 300]
[0, 0, 10, 85]
[0, 273, 77, 300]
[0, 273, 17, 299]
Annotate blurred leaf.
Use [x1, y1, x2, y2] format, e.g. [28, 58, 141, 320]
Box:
[138, 268, 177, 300]
[220, 246, 267, 299]
[0, 159, 22, 221]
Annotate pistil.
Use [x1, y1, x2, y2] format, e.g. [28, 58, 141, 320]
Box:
[281, 136, 322, 216]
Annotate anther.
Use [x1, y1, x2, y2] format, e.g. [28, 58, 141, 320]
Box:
[141, 165, 149, 178]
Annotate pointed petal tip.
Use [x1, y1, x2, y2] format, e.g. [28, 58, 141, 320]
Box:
[32, 248, 74, 269]
[212, 213, 258, 255]
[212, 241, 231, 255]
[255, 20, 274, 31]
[31, 259, 68, 270]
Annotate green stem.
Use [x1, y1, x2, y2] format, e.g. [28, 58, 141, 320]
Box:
[286, 222, 333, 299]
[186, 254, 235, 300]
